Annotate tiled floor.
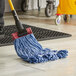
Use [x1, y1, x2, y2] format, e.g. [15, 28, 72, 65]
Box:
[0, 12, 76, 76]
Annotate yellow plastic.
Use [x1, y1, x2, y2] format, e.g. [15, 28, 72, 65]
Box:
[8, 0, 14, 11]
[57, 0, 76, 14]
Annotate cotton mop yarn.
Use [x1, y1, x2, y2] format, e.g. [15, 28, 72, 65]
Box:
[14, 34, 68, 63]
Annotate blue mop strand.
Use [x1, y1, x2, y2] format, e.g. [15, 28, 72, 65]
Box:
[14, 34, 68, 63]
[57, 50, 68, 59]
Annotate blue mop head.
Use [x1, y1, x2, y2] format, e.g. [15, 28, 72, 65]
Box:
[14, 34, 68, 63]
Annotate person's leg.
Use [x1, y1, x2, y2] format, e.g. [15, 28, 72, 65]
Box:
[0, 0, 5, 31]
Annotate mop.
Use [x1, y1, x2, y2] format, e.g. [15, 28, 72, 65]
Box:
[8, 0, 68, 63]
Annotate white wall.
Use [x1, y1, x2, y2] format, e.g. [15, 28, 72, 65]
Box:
[5, 0, 22, 12]
[5, 0, 59, 12]
[28, 0, 46, 10]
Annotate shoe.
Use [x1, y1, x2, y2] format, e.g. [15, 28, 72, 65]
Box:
[0, 24, 5, 39]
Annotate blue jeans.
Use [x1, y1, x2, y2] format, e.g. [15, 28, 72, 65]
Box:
[0, 0, 5, 27]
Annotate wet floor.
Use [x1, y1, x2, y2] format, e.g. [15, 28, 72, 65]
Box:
[0, 11, 76, 76]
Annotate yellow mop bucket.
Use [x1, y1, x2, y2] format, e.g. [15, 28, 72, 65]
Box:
[55, 0, 76, 25]
[57, 0, 76, 14]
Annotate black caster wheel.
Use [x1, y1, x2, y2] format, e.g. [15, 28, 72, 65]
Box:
[45, 3, 53, 17]
[64, 15, 70, 22]
[64, 15, 67, 22]
[21, 0, 28, 12]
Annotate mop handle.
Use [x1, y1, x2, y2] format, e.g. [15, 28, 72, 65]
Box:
[8, 0, 20, 22]
[8, 0, 14, 11]
[8, 0, 27, 33]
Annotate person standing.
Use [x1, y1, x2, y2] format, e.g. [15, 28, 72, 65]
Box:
[0, 0, 5, 34]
